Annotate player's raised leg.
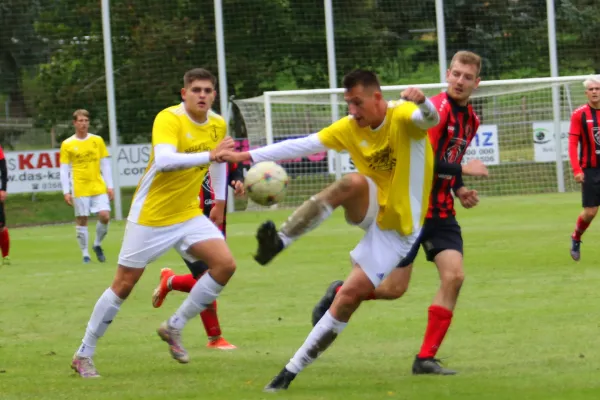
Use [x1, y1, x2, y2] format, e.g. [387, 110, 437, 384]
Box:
[265, 220, 417, 392]
[254, 173, 371, 265]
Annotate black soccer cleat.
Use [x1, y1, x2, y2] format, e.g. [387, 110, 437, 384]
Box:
[412, 356, 457, 375]
[93, 245, 106, 263]
[570, 238, 581, 261]
[311, 280, 344, 326]
[253, 221, 284, 266]
[263, 367, 297, 392]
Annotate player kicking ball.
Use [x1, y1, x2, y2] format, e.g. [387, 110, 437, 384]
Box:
[71, 68, 237, 378]
[311, 51, 488, 376]
[218, 69, 440, 391]
[152, 162, 245, 350]
[60, 109, 114, 263]
[568, 76, 600, 261]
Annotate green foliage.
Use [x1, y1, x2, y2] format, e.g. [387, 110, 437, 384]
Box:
[0, 0, 598, 144]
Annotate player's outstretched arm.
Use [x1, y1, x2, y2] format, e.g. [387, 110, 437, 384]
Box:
[217, 134, 328, 164]
[154, 137, 234, 172]
[401, 88, 439, 130]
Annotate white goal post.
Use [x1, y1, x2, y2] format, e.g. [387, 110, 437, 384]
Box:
[234, 75, 592, 209]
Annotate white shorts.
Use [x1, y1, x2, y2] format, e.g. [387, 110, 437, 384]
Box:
[74, 194, 111, 217]
[117, 215, 224, 268]
[348, 176, 421, 287]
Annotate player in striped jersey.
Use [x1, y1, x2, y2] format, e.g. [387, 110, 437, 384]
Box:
[310, 51, 489, 375]
[71, 68, 237, 378]
[569, 76, 600, 260]
[219, 69, 440, 391]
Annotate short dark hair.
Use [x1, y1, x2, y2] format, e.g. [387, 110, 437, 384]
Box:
[342, 69, 381, 91]
[183, 68, 217, 88]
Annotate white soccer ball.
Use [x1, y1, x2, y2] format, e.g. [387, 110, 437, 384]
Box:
[245, 161, 289, 206]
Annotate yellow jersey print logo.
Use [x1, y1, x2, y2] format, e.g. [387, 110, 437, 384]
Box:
[211, 126, 218, 142]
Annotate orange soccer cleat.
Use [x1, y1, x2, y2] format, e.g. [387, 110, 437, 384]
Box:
[206, 337, 237, 350]
[152, 268, 175, 308]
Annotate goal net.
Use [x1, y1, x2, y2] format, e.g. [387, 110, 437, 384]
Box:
[234, 76, 591, 209]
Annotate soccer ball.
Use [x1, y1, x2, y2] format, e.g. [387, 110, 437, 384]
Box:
[245, 161, 289, 206]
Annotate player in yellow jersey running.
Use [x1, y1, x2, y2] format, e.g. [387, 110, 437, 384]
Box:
[218, 69, 440, 392]
[60, 109, 114, 263]
[71, 68, 237, 378]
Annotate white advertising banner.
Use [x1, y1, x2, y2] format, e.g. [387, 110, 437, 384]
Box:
[532, 121, 570, 163]
[5, 144, 152, 194]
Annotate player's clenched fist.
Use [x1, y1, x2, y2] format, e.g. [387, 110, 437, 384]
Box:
[400, 87, 427, 104]
[210, 137, 235, 162]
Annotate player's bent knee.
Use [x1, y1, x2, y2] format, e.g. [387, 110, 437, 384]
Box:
[111, 265, 144, 299]
[584, 207, 598, 219]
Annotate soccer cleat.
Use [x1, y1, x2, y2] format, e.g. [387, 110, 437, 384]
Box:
[311, 280, 344, 326]
[157, 321, 189, 363]
[253, 220, 284, 266]
[570, 238, 581, 261]
[152, 268, 175, 308]
[412, 356, 456, 375]
[263, 367, 297, 392]
[93, 245, 106, 262]
[83, 256, 91, 264]
[2, 256, 10, 265]
[206, 337, 237, 350]
[71, 355, 101, 378]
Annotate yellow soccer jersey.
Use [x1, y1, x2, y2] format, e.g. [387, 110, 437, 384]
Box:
[318, 100, 434, 235]
[59, 134, 109, 197]
[128, 104, 227, 226]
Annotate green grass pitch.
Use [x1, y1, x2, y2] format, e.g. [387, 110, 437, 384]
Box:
[1, 192, 599, 399]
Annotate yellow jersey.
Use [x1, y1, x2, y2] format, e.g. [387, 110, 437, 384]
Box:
[318, 100, 434, 235]
[59, 134, 109, 197]
[128, 104, 227, 226]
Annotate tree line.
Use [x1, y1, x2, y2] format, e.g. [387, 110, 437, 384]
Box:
[0, 0, 597, 146]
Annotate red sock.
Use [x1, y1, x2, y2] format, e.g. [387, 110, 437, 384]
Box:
[335, 285, 376, 300]
[417, 305, 454, 359]
[572, 216, 591, 241]
[170, 274, 197, 293]
[0, 228, 9, 257]
[200, 301, 221, 338]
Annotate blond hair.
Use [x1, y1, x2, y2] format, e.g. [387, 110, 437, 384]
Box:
[450, 51, 482, 77]
[72, 109, 90, 121]
[583, 75, 600, 89]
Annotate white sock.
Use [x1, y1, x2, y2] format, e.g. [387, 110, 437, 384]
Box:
[76, 226, 89, 257]
[94, 221, 108, 247]
[278, 232, 294, 247]
[76, 288, 124, 358]
[285, 310, 347, 374]
[168, 273, 224, 330]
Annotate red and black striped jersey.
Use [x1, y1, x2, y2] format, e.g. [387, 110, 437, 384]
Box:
[568, 104, 600, 175]
[427, 92, 480, 219]
[198, 162, 244, 235]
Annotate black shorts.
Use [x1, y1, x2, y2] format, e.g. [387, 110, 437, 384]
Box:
[398, 216, 463, 267]
[582, 168, 600, 208]
[0, 201, 6, 226]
